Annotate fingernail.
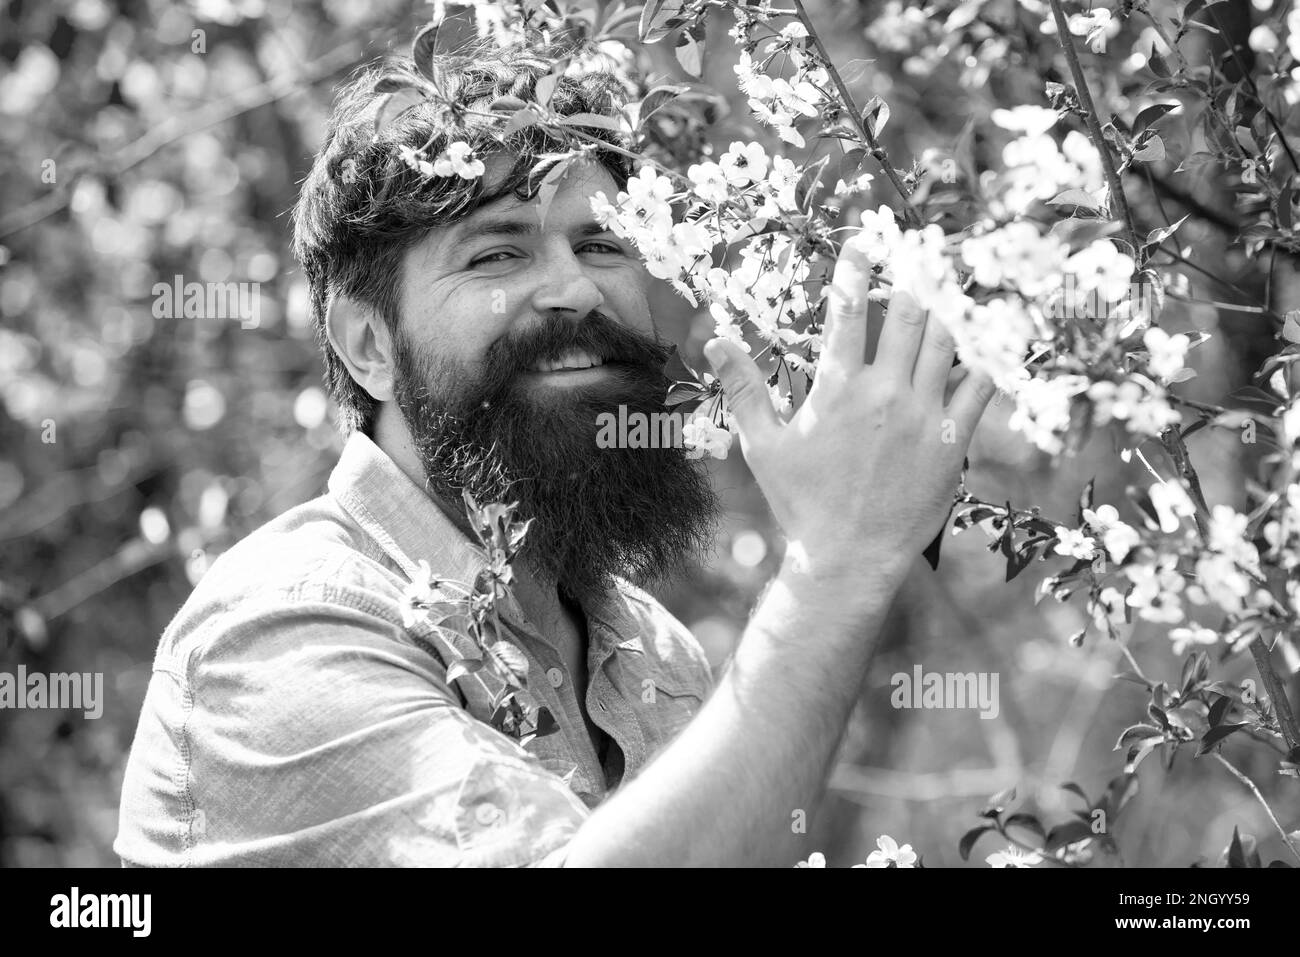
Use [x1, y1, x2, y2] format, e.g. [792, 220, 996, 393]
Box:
[703, 339, 727, 368]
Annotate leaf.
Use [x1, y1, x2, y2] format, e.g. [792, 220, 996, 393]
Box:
[1050, 217, 1123, 250]
[1196, 722, 1248, 755]
[862, 95, 890, 138]
[639, 0, 688, 43]
[1004, 813, 1047, 841]
[1226, 827, 1261, 868]
[1045, 819, 1094, 852]
[556, 111, 625, 133]
[374, 77, 420, 95]
[1115, 723, 1164, 750]
[1060, 782, 1090, 806]
[1125, 736, 1162, 772]
[534, 59, 572, 109]
[1144, 214, 1189, 250]
[958, 825, 994, 861]
[1133, 102, 1181, 138]
[1048, 188, 1105, 212]
[1113, 669, 1152, 688]
[445, 657, 484, 683]
[373, 89, 426, 139]
[488, 639, 530, 682]
[636, 84, 688, 128]
[504, 108, 540, 135]
[1207, 692, 1232, 728]
[674, 22, 705, 78]
[411, 22, 444, 90]
[1282, 311, 1300, 344]
[1005, 543, 1035, 582]
[1149, 45, 1172, 78]
[531, 705, 560, 738]
[1077, 476, 1095, 527]
[1132, 134, 1166, 162]
[665, 381, 709, 407]
[1148, 702, 1170, 729]
[1234, 126, 1259, 154]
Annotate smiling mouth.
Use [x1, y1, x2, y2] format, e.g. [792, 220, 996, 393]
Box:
[529, 349, 608, 373]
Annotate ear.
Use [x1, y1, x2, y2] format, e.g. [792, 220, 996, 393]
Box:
[324, 293, 396, 403]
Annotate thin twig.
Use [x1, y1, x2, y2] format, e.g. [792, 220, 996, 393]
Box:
[790, 0, 922, 227]
[1248, 636, 1300, 755]
[1157, 426, 1300, 753]
[1212, 752, 1300, 864]
[1045, 0, 1140, 257]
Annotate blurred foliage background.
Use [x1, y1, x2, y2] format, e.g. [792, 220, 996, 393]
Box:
[1, 0, 1295, 867]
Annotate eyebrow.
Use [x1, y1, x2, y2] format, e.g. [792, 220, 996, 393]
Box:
[454, 217, 613, 244]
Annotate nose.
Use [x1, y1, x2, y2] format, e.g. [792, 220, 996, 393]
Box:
[529, 246, 605, 319]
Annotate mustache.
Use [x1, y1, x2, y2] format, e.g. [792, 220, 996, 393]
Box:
[483, 311, 670, 382]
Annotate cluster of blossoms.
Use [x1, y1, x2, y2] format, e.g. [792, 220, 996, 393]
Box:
[398, 141, 486, 179]
[796, 834, 919, 867]
[681, 412, 732, 460]
[987, 106, 1105, 218]
[733, 23, 831, 149]
[594, 155, 1193, 458]
[797, 836, 1042, 867]
[591, 143, 822, 377]
[1048, 485, 1289, 659]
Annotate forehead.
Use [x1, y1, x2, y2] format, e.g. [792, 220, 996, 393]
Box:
[414, 155, 621, 259]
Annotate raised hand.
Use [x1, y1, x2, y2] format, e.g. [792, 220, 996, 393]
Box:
[703, 233, 997, 580]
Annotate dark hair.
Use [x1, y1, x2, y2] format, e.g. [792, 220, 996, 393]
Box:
[291, 36, 635, 436]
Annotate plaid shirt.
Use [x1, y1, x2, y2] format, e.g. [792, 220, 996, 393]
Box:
[115, 432, 714, 866]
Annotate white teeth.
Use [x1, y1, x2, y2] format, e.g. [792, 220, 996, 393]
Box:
[532, 350, 604, 372]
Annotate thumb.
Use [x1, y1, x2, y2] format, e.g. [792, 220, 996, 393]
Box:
[703, 338, 779, 448]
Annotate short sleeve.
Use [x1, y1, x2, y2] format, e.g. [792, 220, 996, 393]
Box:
[118, 577, 591, 867]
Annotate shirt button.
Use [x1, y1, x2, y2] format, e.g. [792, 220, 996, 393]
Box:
[475, 803, 503, 826]
[546, 667, 564, 688]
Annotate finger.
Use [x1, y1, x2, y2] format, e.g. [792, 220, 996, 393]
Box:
[702, 338, 780, 450]
[819, 233, 874, 376]
[947, 366, 998, 433]
[912, 312, 958, 400]
[873, 287, 929, 384]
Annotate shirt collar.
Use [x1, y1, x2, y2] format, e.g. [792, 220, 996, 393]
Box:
[327, 431, 485, 590]
[326, 431, 635, 649]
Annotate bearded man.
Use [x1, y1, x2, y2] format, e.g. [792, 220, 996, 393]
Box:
[115, 37, 995, 867]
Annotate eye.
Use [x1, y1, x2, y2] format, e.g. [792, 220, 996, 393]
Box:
[578, 240, 625, 256]
[469, 250, 521, 267]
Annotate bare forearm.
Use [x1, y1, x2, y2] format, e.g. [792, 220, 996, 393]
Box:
[563, 558, 905, 867]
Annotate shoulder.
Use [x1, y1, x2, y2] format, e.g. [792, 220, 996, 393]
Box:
[152, 493, 443, 677]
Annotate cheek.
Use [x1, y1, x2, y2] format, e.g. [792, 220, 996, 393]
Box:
[603, 276, 653, 332]
[410, 279, 516, 362]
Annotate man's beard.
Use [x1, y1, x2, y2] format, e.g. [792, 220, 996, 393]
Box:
[391, 311, 719, 603]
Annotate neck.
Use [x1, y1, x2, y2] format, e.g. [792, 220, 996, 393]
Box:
[509, 561, 576, 641]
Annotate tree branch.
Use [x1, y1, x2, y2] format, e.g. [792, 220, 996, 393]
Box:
[1046, 0, 1140, 257]
[791, 0, 922, 228]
